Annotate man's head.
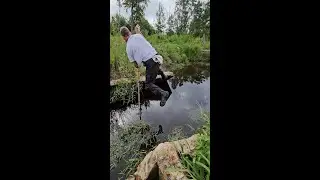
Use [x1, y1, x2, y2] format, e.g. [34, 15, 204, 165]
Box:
[120, 26, 131, 42]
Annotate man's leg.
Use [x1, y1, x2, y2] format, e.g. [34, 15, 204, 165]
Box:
[158, 67, 167, 80]
[144, 60, 169, 106]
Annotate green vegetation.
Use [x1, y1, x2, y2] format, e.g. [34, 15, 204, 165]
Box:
[110, 120, 160, 179]
[110, 81, 141, 104]
[165, 110, 210, 180]
[181, 111, 210, 180]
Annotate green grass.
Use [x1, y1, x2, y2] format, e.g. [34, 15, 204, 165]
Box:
[181, 111, 210, 180]
[110, 81, 143, 104]
[166, 110, 210, 180]
[110, 120, 160, 179]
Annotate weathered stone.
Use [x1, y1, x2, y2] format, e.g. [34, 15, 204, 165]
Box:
[127, 134, 198, 180]
[171, 134, 198, 155]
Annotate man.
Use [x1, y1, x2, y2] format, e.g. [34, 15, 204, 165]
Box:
[120, 26, 169, 106]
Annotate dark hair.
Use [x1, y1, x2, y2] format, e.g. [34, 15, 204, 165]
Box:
[120, 26, 130, 37]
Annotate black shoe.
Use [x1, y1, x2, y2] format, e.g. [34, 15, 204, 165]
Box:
[160, 91, 169, 107]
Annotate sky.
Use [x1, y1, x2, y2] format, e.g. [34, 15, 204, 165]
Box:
[110, 0, 177, 27]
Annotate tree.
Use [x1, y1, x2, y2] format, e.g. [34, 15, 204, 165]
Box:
[122, 0, 150, 31]
[166, 14, 175, 35]
[174, 0, 192, 34]
[116, 0, 122, 15]
[110, 16, 117, 35]
[115, 14, 127, 27]
[189, 0, 204, 36]
[110, 14, 128, 35]
[202, 1, 210, 38]
[155, 2, 166, 34]
[139, 16, 155, 35]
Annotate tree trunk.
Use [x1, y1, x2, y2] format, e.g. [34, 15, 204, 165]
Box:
[131, 2, 134, 32]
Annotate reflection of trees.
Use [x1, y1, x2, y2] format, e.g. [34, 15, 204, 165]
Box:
[170, 63, 210, 89]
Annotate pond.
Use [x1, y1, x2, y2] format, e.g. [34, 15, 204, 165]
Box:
[110, 63, 210, 179]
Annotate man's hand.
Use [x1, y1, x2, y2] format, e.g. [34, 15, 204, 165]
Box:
[135, 24, 141, 34]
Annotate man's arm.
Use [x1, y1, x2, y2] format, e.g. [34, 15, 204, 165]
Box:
[126, 45, 139, 69]
[133, 61, 138, 68]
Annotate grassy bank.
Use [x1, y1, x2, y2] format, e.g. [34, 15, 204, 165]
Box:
[180, 111, 210, 180]
[110, 120, 160, 179]
[110, 34, 210, 80]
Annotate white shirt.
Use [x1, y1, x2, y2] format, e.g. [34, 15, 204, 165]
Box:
[126, 34, 157, 66]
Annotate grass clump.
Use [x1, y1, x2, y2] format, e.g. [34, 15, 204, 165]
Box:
[181, 111, 210, 180]
[110, 81, 138, 104]
[167, 126, 186, 141]
[110, 120, 160, 179]
[167, 110, 210, 180]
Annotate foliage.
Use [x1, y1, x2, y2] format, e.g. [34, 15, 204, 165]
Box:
[168, 126, 186, 141]
[174, 0, 193, 34]
[110, 81, 139, 104]
[110, 120, 160, 179]
[166, 14, 175, 35]
[138, 16, 156, 35]
[110, 14, 128, 36]
[122, 0, 150, 30]
[162, 0, 210, 37]
[189, 0, 205, 37]
[155, 2, 166, 33]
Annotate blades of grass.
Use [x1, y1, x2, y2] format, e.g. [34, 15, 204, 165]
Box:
[199, 164, 204, 179]
[183, 157, 201, 179]
[183, 157, 193, 171]
[128, 158, 136, 162]
[200, 152, 210, 166]
[195, 161, 210, 174]
[188, 172, 198, 180]
[185, 124, 195, 131]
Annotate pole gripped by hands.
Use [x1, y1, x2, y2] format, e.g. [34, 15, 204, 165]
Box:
[136, 67, 141, 107]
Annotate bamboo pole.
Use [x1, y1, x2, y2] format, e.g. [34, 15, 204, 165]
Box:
[136, 68, 140, 109]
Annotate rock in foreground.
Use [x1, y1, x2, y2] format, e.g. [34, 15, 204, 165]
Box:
[127, 134, 198, 180]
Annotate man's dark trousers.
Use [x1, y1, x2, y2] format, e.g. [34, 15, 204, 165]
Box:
[143, 58, 166, 96]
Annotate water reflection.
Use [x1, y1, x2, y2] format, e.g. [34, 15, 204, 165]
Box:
[110, 62, 210, 129]
[170, 63, 210, 90]
[110, 63, 209, 111]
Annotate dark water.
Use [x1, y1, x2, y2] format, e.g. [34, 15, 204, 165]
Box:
[110, 63, 210, 179]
